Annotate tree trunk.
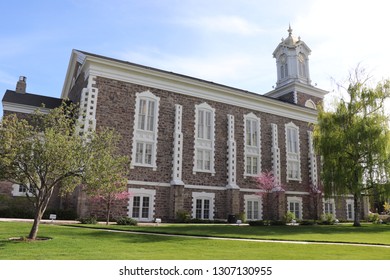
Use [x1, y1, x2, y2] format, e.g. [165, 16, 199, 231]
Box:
[353, 193, 361, 227]
[106, 200, 111, 225]
[28, 209, 43, 240]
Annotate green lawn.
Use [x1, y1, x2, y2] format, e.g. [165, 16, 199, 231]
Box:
[0, 222, 389, 260]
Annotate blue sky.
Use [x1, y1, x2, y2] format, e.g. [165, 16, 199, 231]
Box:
[1, 0, 389, 117]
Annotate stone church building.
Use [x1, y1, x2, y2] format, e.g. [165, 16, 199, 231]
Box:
[1, 27, 367, 222]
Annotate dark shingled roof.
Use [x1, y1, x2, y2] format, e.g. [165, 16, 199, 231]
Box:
[2, 90, 63, 109]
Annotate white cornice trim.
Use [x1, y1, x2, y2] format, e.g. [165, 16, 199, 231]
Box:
[127, 180, 171, 187]
[265, 82, 328, 99]
[185, 185, 226, 191]
[64, 53, 320, 123]
[2, 102, 51, 115]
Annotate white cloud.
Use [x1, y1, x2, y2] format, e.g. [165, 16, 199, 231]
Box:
[182, 15, 264, 36]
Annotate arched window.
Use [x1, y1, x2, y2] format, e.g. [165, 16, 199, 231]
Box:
[280, 55, 288, 79]
[298, 53, 306, 77]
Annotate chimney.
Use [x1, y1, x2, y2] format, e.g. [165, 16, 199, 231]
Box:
[15, 76, 27, 94]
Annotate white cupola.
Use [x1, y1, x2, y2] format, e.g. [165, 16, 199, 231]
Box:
[273, 25, 311, 88]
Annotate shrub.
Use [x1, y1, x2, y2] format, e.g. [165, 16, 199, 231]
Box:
[284, 211, 296, 223]
[248, 220, 266, 226]
[300, 220, 316, 226]
[383, 202, 390, 214]
[270, 220, 285, 226]
[43, 208, 78, 220]
[176, 210, 191, 223]
[77, 216, 97, 224]
[319, 213, 335, 225]
[368, 213, 381, 224]
[116, 217, 138, 226]
[236, 212, 246, 223]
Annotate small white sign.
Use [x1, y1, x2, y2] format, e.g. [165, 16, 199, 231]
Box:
[49, 214, 57, 220]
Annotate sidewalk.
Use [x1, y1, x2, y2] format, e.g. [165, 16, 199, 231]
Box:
[0, 217, 79, 224]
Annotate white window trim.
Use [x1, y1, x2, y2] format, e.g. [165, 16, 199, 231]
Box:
[287, 196, 303, 220]
[192, 192, 215, 220]
[193, 103, 215, 175]
[346, 199, 355, 221]
[244, 113, 261, 177]
[244, 194, 263, 221]
[323, 198, 336, 217]
[131, 91, 160, 171]
[127, 188, 156, 222]
[285, 122, 301, 182]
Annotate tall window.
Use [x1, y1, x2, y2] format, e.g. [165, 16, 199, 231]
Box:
[194, 103, 215, 174]
[192, 192, 215, 220]
[287, 197, 302, 219]
[346, 199, 354, 221]
[138, 99, 155, 131]
[132, 196, 150, 219]
[280, 55, 288, 79]
[285, 122, 301, 181]
[132, 91, 160, 170]
[197, 109, 212, 140]
[195, 199, 210, 219]
[128, 188, 156, 222]
[298, 53, 306, 77]
[323, 198, 336, 217]
[245, 195, 262, 221]
[244, 113, 261, 176]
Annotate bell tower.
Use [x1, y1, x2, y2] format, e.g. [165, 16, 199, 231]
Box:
[265, 25, 327, 107]
[273, 25, 311, 88]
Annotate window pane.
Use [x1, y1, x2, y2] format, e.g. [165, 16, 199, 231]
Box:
[247, 201, 253, 220]
[197, 150, 203, 169]
[197, 110, 204, 138]
[251, 120, 258, 146]
[147, 101, 155, 131]
[246, 156, 252, 174]
[246, 119, 251, 145]
[253, 201, 259, 220]
[145, 144, 152, 164]
[138, 99, 147, 130]
[204, 151, 211, 170]
[142, 197, 150, 218]
[203, 199, 210, 219]
[196, 199, 202, 219]
[205, 111, 211, 140]
[252, 157, 258, 175]
[132, 196, 140, 218]
[135, 143, 143, 163]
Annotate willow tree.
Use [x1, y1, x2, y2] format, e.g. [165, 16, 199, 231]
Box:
[314, 70, 390, 226]
[0, 103, 129, 239]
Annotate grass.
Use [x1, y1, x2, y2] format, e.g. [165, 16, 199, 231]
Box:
[0, 221, 389, 260]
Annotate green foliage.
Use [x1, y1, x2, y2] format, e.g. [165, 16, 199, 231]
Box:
[319, 213, 335, 225]
[248, 220, 267, 226]
[43, 209, 78, 220]
[384, 202, 390, 214]
[300, 220, 316, 226]
[116, 217, 138, 226]
[0, 102, 129, 239]
[284, 211, 296, 223]
[367, 213, 380, 224]
[236, 212, 246, 223]
[175, 210, 191, 223]
[314, 70, 390, 226]
[77, 216, 98, 224]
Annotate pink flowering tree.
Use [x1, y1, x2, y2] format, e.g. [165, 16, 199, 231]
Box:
[82, 129, 130, 225]
[89, 185, 131, 225]
[309, 183, 322, 220]
[256, 170, 284, 221]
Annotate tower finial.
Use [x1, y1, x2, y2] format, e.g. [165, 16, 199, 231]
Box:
[288, 24, 293, 36]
